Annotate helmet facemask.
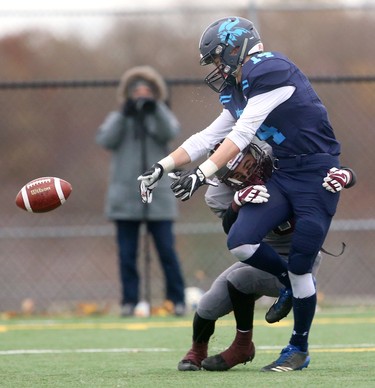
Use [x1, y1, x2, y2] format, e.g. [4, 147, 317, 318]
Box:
[200, 40, 249, 93]
[200, 44, 241, 93]
[211, 143, 274, 190]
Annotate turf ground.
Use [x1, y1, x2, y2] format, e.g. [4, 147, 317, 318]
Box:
[0, 306, 374, 387]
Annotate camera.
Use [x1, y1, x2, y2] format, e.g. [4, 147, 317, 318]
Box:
[135, 98, 156, 113]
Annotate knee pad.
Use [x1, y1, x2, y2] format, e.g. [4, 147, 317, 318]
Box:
[229, 243, 260, 261]
[226, 266, 257, 294]
[196, 289, 232, 320]
[289, 220, 324, 274]
[289, 272, 315, 298]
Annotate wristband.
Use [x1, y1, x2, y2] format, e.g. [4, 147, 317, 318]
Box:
[198, 159, 219, 178]
[158, 156, 175, 173]
[342, 167, 357, 189]
[231, 200, 241, 213]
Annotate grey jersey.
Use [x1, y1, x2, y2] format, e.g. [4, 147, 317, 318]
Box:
[199, 178, 322, 321]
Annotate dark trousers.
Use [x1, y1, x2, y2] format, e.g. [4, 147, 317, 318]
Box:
[115, 220, 185, 306]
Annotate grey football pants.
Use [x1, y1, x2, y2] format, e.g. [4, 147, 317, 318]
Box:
[197, 253, 321, 321]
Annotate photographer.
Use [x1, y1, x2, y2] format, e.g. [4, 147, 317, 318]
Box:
[96, 66, 186, 317]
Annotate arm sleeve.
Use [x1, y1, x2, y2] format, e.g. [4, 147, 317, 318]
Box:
[180, 109, 236, 161]
[226, 86, 295, 151]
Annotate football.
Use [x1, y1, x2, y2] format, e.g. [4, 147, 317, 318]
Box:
[15, 177, 72, 213]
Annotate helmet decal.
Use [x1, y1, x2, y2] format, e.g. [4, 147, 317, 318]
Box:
[235, 108, 243, 118]
[218, 18, 251, 47]
[199, 16, 262, 93]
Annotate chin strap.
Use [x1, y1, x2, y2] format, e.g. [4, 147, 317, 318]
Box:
[238, 38, 249, 66]
[320, 242, 346, 257]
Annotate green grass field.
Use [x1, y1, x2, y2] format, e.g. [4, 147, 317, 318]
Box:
[0, 306, 374, 387]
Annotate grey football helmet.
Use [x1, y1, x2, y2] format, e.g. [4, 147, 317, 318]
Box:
[210, 143, 273, 190]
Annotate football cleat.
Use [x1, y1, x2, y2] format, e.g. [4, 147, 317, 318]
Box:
[265, 288, 293, 323]
[261, 345, 310, 372]
[177, 359, 201, 371]
[201, 341, 255, 371]
[177, 343, 208, 371]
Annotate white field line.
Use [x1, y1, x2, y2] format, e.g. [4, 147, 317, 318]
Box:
[0, 344, 375, 356]
[0, 348, 170, 355]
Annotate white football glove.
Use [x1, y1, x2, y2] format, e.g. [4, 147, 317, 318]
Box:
[137, 163, 164, 203]
[322, 167, 352, 193]
[233, 185, 270, 206]
[139, 181, 153, 204]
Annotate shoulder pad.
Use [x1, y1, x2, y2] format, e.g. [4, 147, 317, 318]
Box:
[242, 52, 294, 95]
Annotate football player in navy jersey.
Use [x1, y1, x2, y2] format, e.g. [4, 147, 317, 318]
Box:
[138, 16, 356, 371]
[177, 143, 356, 372]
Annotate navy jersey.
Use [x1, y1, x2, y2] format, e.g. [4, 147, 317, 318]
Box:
[220, 52, 341, 158]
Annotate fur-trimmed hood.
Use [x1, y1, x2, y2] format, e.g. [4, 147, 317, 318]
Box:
[117, 66, 168, 105]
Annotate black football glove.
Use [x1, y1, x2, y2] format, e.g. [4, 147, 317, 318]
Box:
[168, 167, 217, 202]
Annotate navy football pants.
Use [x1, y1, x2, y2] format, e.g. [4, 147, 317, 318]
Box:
[227, 154, 340, 275]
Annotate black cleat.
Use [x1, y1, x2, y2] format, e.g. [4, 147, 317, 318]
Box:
[265, 288, 293, 323]
[201, 342, 255, 371]
[177, 343, 207, 371]
[201, 354, 231, 371]
[177, 359, 201, 371]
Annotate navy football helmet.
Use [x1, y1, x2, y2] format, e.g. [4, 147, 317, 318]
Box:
[199, 16, 263, 92]
[209, 143, 273, 190]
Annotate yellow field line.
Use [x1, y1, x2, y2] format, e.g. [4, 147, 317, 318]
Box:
[312, 347, 375, 353]
[261, 347, 375, 353]
[0, 316, 374, 332]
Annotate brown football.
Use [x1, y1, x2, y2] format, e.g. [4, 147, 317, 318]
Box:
[15, 177, 72, 213]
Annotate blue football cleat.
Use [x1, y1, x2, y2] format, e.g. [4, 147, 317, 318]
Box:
[261, 345, 310, 372]
[265, 288, 293, 323]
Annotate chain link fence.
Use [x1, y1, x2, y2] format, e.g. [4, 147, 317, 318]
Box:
[0, 4, 374, 314]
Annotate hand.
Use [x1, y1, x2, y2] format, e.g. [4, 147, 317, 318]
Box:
[322, 167, 352, 193]
[137, 163, 164, 203]
[122, 99, 137, 116]
[122, 99, 156, 116]
[233, 185, 270, 206]
[168, 168, 218, 202]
